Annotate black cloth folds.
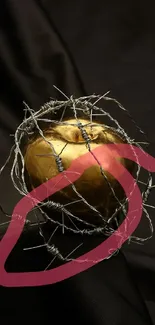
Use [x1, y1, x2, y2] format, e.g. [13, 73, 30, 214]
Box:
[0, 1, 155, 324]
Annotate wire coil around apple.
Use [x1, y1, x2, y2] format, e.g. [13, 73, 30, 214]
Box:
[0, 89, 154, 266]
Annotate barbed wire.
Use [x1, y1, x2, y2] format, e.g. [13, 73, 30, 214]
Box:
[0, 87, 154, 268]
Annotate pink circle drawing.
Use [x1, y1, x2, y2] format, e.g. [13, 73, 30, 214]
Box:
[0, 143, 154, 287]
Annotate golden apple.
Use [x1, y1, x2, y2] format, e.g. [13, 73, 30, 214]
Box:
[24, 118, 134, 225]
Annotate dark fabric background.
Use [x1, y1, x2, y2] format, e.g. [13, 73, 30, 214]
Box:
[0, 1, 155, 324]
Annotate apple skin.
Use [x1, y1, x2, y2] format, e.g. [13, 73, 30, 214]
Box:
[24, 119, 134, 224]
